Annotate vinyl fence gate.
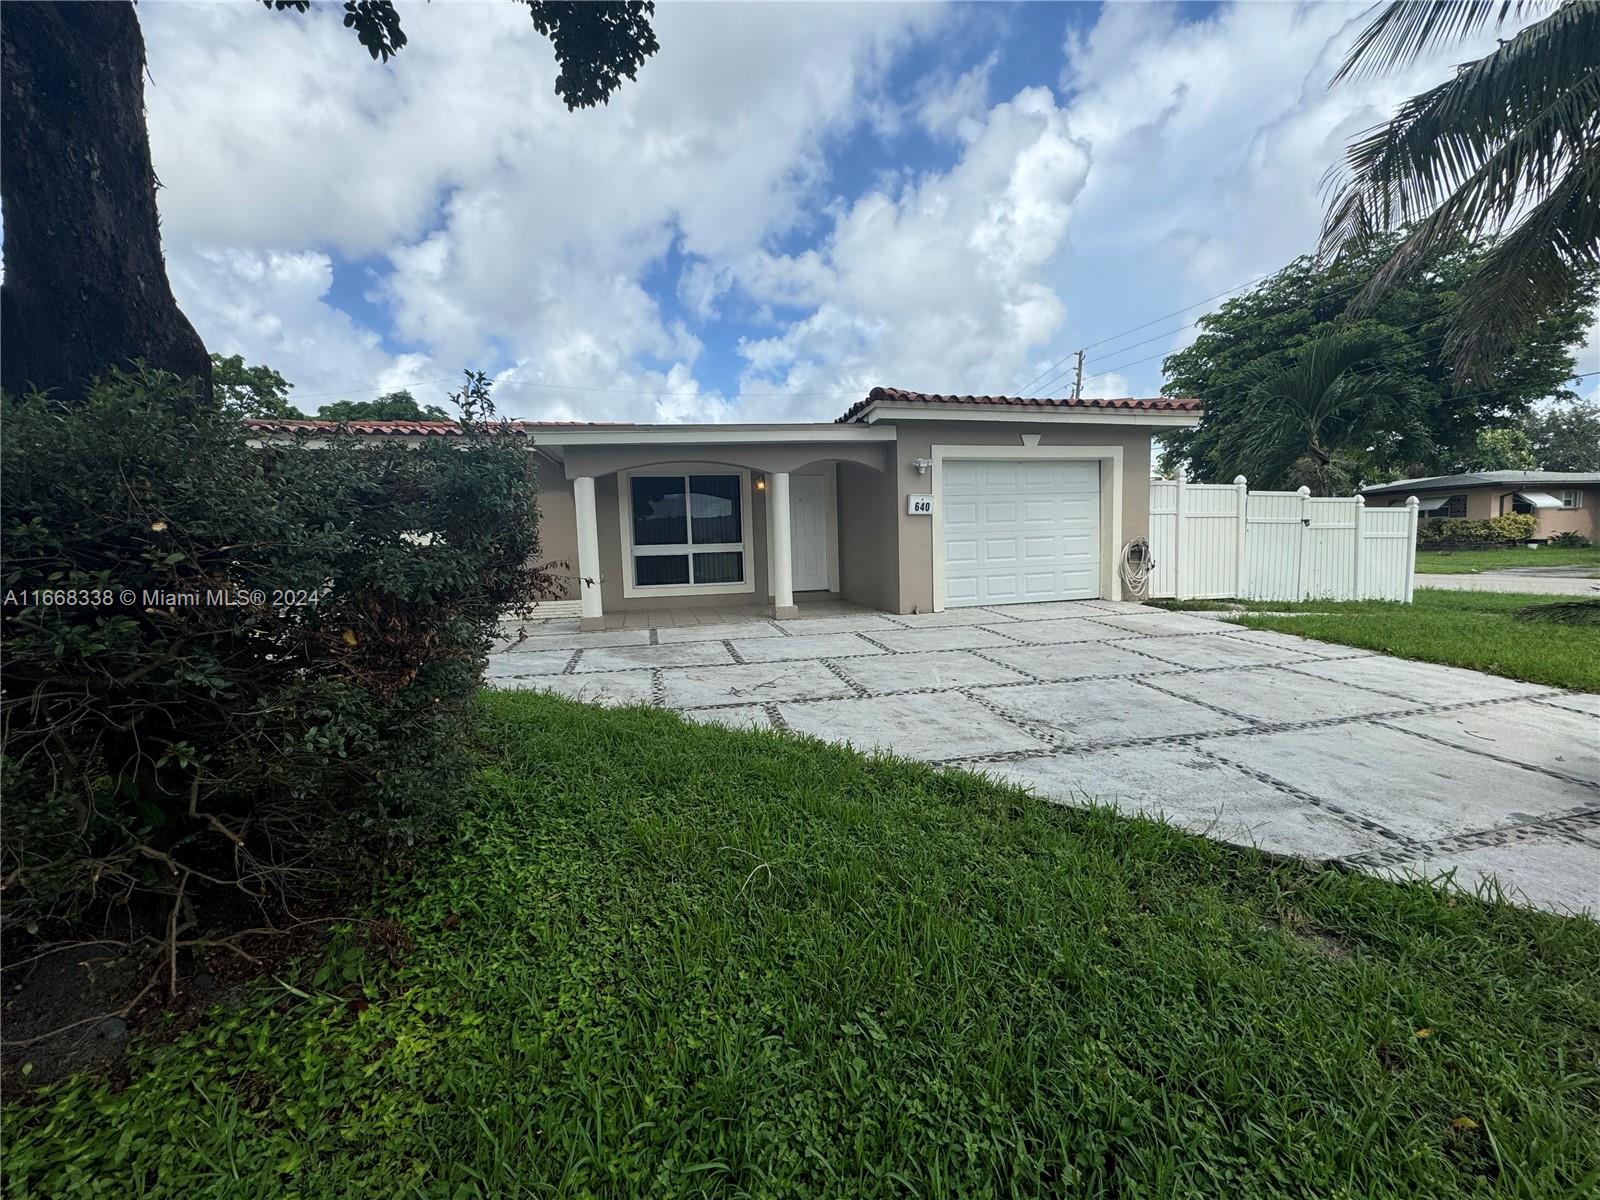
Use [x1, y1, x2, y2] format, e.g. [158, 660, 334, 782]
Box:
[1147, 478, 1419, 603]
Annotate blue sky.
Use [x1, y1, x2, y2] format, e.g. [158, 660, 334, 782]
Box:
[138, 1, 1595, 422]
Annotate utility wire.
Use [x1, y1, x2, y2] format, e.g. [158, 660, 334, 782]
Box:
[1017, 269, 1283, 397]
[1081, 323, 1454, 388]
[1037, 275, 1386, 396]
[1085, 276, 1379, 371]
[1080, 272, 1283, 353]
[1073, 292, 1456, 391]
[1082, 331, 1596, 402]
[1029, 268, 1418, 399]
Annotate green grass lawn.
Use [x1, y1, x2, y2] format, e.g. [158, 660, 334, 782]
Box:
[1415, 546, 1600, 575]
[1229, 589, 1600, 692]
[7, 693, 1599, 1198]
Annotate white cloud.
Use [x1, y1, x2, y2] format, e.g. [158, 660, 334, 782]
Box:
[138, 0, 1581, 423]
[166, 247, 441, 410]
[729, 86, 1089, 419]
[916, 51, 997, 142]
[141, 0, 946, 419]
[1048, 1, 1547, 393]
[1079, 371, 1133, 401]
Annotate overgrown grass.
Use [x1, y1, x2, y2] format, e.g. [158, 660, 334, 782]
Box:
[6, 694, 1599, 1197]
[1415, 546, 1600, 575]
[1232, 588, 1600, 691]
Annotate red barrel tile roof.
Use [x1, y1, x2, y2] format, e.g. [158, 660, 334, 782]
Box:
[836, 386, 1202, 423]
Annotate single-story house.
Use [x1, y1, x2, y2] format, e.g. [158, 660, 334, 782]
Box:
[248, 387, 1201, 629]
[1360, 470, 1599, 542]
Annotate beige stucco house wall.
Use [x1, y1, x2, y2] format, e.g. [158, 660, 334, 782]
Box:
[531, 395, 1189, 620]
[1364, 473, 1600, 542]
[247, 388, 1201, 627]
[834, 460, 899, 613]
[1535, 487, 1600, 540]
[533, 458, 581, 600]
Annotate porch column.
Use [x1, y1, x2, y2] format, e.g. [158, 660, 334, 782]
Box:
[769, 471, 798, 619]
[573, 474, 605, 631]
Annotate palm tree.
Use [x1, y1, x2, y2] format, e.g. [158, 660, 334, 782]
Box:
[1219, 331, 1426, 494]
[1320, 1, 1600, 383]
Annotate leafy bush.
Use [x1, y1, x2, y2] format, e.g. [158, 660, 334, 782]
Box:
[1, 368, 546, 941]
[1547, 530, 1592, 548]
[1415, 513, 1536, 545]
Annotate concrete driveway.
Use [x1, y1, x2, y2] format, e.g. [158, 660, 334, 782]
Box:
[489, 601, 1600, 916]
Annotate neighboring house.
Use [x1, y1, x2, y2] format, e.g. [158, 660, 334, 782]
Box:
[248, 387, 1200, 629]
[1360, 471, 1600, 542]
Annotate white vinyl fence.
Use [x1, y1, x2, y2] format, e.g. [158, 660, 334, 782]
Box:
[1148, 477, 1419, 603]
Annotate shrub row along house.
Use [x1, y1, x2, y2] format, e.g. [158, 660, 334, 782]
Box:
[248, 387, 1201, 627]
[1360, 470, 1599, 543]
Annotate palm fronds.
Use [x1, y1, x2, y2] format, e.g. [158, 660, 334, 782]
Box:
[1220, 330, 1426, 492]
[1321, 1, 1600, 382]
[1332, 1, 1547, 82]
[1512, 598, 1600, 623]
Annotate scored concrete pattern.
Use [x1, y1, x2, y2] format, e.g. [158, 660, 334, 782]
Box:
[489, 601, 1600, 916]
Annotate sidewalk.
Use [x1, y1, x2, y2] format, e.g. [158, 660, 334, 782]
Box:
[1419, 572, 1599, 596]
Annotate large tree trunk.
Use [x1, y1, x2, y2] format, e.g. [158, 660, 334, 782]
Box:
[1, 2, 211, 403]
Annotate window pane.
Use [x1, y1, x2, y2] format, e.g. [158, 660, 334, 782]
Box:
[634, 554, 690, 586]
[692, 551, 743, 585]
[631, 477, 688, 546]
[689, 475, 741, 545]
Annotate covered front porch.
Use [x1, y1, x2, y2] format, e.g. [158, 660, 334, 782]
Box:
[532, 425, 900, 631]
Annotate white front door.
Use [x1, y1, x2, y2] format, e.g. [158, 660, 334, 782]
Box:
[941, 459, 1100, 607]
[790, 474, 829, 592]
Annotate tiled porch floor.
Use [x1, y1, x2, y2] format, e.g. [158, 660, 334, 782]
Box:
[504, 598, 877, 633]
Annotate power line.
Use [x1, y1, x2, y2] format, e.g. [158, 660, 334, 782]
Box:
[1343, 369, 1600, 405]
[1052, 276, 1386, 394]
[1076, 346, 1180, 386]
[1017, 269, 1284, 397]
[1074, 292, 1455, 389]
[1081, 324, 1453, 388]
[1027, 269, 1413, 399]
[1081, 333, 1597, 403]
[1080, 272, 1283, 353]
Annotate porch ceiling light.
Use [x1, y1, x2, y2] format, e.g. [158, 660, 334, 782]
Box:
[755, 476, 766, 491]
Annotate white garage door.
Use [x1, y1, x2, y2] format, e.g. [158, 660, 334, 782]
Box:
[941, 459, 1100, 607]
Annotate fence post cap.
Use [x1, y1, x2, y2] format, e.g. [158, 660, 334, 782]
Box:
[1296, 486, 1312, 496]
[1354, 493, 1365, 505]
[1232, 475, 1247, 486]
[1405, 495, 1420, 508]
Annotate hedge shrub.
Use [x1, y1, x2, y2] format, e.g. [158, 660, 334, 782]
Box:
[1415, 513, 1537, 546]
[1, 368, 546, 935]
